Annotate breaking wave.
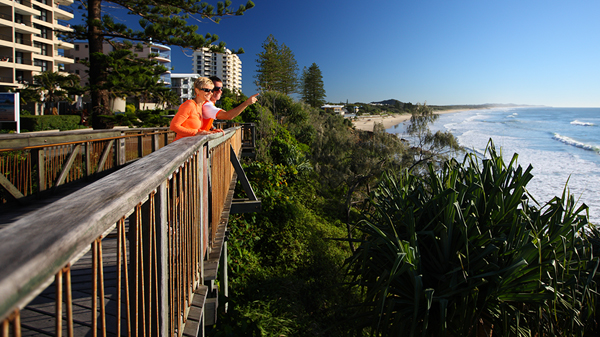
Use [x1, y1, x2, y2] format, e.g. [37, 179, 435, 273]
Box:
[553, 133, 600, 153]
[571, 120, 595, 126]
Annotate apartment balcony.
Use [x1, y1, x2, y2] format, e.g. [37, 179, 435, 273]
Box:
[14, 2, 40, 16]
[0, 75, 14, 86]
[54, 0, 74, 6]
[54, 19, 73, 32]
[14, 58, 38, 71]
[151, 55, 170, 63]
[15, 23, 39, 35]
[15, 40, 38, 53]
[54, 5, 74, 20]
[54, 52, 74, 64]
[54, 39, 74, 49]
[0, 12, 12, 26]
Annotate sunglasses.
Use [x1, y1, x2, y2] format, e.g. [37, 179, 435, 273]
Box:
[212, 86, 223, 92]
[198, 88, 213, 93]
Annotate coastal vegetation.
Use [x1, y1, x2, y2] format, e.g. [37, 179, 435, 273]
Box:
[202, 38, 600, 336]
[209, 90, 600, 336]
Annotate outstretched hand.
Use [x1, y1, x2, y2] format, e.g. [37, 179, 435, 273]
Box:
[246, 93, 260, 105]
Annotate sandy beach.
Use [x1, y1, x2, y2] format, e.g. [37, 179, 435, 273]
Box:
[351, 109, 466, 132]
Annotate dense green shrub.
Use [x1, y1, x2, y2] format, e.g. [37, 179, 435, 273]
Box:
[113, 109, 170, 128]
[346, 142, 597, 336]
[20, 115, 83, 131]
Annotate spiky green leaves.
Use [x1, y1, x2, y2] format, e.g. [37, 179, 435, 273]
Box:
[346, 142, 596, 336]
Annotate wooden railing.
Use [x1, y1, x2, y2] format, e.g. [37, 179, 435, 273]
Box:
[0, 128, 175, 205]
[0, 127, 243, 336]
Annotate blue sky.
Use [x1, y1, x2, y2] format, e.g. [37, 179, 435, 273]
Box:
[103, 0, 600, 107]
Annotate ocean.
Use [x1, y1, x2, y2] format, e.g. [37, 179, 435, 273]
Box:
[387, 107, 600, 225]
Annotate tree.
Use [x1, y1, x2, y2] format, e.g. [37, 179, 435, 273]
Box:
[405, 103, 461, 173]
[67, 0, 254, 128]
[277, 43, 299, 94]
[254, 35, 298, 94]
[20, 71, 83, 114]
[254, 35, 280, 92]
[301, 63, 326, 108]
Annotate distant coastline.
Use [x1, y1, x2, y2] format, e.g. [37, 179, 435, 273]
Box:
[352, 109, 467, 132]
[351, 104, 545, 132]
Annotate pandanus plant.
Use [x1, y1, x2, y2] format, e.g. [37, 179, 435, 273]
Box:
[346, 141, 598, 336]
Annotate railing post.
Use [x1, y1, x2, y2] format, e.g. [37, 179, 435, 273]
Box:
[218, 241, 228, 312]
[152, 132, 159, 152]
[117, 135, 126, 166]
[35, 148, 46, 192]
[138, 133, 144, 159]
[156, 182, 169, 337]
[85, 142, 92, 177]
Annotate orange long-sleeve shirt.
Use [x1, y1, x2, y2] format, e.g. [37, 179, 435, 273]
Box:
[170, 100, 204, 141]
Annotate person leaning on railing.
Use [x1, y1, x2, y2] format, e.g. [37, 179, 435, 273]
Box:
[170, 77, 215, 141]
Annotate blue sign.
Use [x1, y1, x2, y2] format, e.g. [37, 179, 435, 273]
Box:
[0, 93, 20, 133]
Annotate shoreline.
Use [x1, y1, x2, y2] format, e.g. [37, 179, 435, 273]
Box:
[351, 109, 467, 132]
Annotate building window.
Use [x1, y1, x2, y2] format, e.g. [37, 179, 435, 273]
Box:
[15, 14, 24, 24]
[75, 45, 79, 51]
[15, 33, 24, 44]
[33, 7, 48, 22]
[34, 24, 48, 39]
[85, 45, 88, 48]
[75, 57, 79, 62]
[75, 70, 79, 74]
[15, 52, 23, 64]
[34, 42, 49, 56]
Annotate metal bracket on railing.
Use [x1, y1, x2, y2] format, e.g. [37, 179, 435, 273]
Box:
[229, 145, 261, 214]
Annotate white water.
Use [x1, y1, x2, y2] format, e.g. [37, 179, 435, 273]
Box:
[388, 107, 600, 224]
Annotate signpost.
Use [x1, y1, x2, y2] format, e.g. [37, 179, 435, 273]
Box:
[0, 93, 19, 133]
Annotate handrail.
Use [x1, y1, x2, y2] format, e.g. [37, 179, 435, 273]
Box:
[0, 128, 176, 204]
[0, 127, 242, 335]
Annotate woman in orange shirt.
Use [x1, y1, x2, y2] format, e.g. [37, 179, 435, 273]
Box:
[170, 77, 215, 141]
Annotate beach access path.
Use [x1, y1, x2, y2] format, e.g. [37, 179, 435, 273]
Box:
[351, 109, 466, 132]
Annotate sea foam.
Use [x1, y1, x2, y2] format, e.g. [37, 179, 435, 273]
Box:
[552, 133, 600, 153]
[571, 120, 595, 126]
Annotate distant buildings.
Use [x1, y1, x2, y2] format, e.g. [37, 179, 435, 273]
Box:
[0, 0, 75, 89]
[64, 41, 172, 111]
[192, 47, 242, 93]
[170, 73, 199, 104]
[65, 41, 172, 87]
[321, 104, 345, 115]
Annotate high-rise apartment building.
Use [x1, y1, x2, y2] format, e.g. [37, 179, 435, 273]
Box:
[192, 47, 241, 93]
[170, 73, 199, 104]
[0, 0, 75, 88]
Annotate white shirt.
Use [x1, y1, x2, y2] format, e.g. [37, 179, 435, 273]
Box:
[202, 101, 224, 119]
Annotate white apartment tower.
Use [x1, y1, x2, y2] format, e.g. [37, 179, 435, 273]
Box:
[192, 47, 241, 93]
[0, 0, 75, 88]
[170, 73, 199, 104]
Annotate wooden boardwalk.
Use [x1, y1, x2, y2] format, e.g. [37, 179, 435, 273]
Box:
[15, 220, 211, 336]
[1, 127, 256, 337]
[20, 234, 124, 336]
